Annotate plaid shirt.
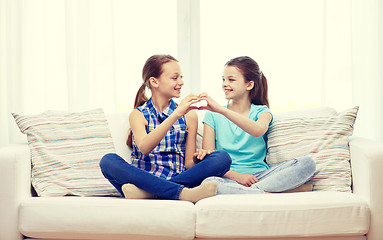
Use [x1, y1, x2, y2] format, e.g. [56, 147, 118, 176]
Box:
[131, 98, 188, 180]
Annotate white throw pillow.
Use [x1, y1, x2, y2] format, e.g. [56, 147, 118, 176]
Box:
[266, 106, 359, 192]
[12, 109, 120, 197]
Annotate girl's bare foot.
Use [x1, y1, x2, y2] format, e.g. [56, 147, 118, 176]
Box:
[179, 181, 217, 203]
[122, 184, 155, 199]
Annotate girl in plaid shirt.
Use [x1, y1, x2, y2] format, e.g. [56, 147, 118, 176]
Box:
[100, 55, 231, 203]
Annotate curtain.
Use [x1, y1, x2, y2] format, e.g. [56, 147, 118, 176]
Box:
[1, 0, 382, 147]
[1, 0, 23, 146]
[1, 0, 117, 145]
[0, 0, 177, 146]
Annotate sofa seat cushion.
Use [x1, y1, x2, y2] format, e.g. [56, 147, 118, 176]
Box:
[195, 192, 370, 238]
[19, 197, 195, 240]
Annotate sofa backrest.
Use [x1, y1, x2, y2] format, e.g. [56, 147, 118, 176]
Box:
[106, 107, 337, 163]
[106, 112, 132, 162]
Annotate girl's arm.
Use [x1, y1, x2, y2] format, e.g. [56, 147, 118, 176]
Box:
[202, 110, 260, 187]
[129, 109, 182, 155]
[219, 108, 272, 137]
[202, 123, 216, 151]
[184, 110, 198, 169]
[200, 93, 272, 137]
[130, 95, 200, 155]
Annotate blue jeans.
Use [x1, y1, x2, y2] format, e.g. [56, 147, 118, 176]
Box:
[202, 156, 316, 194]
[99, 150, 231, 200]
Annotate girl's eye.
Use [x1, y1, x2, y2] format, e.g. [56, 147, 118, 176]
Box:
[223, 77, 234, 82]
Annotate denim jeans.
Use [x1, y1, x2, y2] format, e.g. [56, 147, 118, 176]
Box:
[202, 156, 316, 194]
[99, 150, 231, 200]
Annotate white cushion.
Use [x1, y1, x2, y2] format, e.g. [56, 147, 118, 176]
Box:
[195, 192, 370, 238]
[106, 112, 132, 163]
[19, 197, 196, 240]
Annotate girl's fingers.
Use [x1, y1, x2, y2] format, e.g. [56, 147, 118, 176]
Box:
[197, 106, 208, 110]
[194, 149, 210, 160]
[195, 150, 201, 159]
[187, 98, 201, 107]
[199, 150, 206, 159]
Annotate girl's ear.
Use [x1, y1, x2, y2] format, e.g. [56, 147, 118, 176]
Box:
[246, 81, 255, 91]
[149, 77, 159, 88]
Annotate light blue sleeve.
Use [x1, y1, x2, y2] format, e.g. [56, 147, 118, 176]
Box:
[202, 111, 215, 130]
[253, 105, 273, 126]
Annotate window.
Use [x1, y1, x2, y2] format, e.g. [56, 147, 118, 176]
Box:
[113, 0, 178, 111]
[200, 0, 324, 112]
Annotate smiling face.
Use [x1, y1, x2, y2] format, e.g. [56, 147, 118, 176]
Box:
[222, 66, 254, 101]
[154, 60, 184, 98]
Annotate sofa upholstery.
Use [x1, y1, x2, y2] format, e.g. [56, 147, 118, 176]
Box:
[1, 107, 382, 240]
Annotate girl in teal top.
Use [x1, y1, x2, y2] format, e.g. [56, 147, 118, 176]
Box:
[203, 104, 271, 175]
[200, 56, 316, 194]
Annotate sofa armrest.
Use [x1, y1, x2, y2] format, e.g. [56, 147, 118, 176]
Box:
[350, 137, 383, 240]
[0, 144, 32, 240]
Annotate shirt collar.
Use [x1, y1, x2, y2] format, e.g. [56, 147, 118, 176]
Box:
[147, 98, 177, 123]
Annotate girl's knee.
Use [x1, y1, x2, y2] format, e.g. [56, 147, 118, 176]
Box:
[298, 156, 316, 174]
[99, 153, 119, 170]
[214, 150, 232, 167]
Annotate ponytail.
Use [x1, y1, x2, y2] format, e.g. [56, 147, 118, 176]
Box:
[253, 72, 269, 108]
[134, 84, 149, 109]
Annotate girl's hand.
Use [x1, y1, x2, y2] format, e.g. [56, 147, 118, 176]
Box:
[198, 92, 224, 113]
[230, 172, 259, 187]
[193, 149, 214, 163]
[174, 94, 201, 117]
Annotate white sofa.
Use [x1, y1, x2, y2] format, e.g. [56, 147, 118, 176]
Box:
[1, 107, 382, 240]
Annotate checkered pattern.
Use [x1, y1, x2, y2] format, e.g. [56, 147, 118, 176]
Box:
[131, 98, 187, 179]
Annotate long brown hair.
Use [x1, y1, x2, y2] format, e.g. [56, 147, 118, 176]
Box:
[127, 54, 178, 148]
[225, 56, 269, 108]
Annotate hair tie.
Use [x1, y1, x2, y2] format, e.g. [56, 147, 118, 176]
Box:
[259, 71, 263, 79]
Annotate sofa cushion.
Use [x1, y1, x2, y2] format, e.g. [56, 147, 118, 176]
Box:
[195, 192, 369, 238]
[12, 109, 119, 197]
[266, 106, 358, 192]
[106, 112, 132, 163]
[19, 197, 196, 240]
